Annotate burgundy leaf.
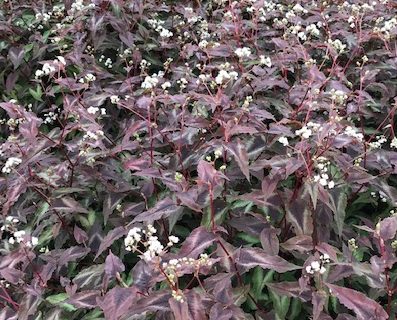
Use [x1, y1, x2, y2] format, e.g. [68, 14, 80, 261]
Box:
[236, 247, 301, 273]
[197, 160, 227, 186]
[169, 298, 191, 320]
[178, 226, 217, 258]
[103, 193, 125, 224]
[95, 227, 127, 259]
[58, 247, 90, 271]
[96, 287, 138, 320]
[312, 291, 327, 320]
[105, 250, 125, 279]
[266, 282, 311, 301]
[325, 283, 388, 320]
[281, 235, 313, 253]
[379, 216, 397, 240]
[68, 290, 101, 309]
[8, 47, 25, 69]
[260, 227, 280, 255]
[132, 197, 183, 223]
[226, 140, 250, 181]
[52, 197, 88, 214]
[74, 225, 88, 244]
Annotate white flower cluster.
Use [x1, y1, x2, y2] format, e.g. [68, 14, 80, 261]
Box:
[313, 156, 335, 189]
[278, 136, 289, 146]
[119, 48, 132, 59]
[82, 130, 104, 141]
[43, 111, 57, 124]
[161, 81, 171, 90]
[2, 157, 22, 174]
[70, 0, 95, 14]
[242, 96, 253, 112]
[177, 78, 188, 90]
[124, 225, 180, 262]
[344, 126, 364, 142]
[306, 23, 321, 37]
[368, 135, 387, 150]
[99, 56, 113, 69]
[390, 137, 397, 149]
[215, 63, 238, 85]
[327, 38, 347, 54]
[330, 89, 348, 105]
[235, 47, 252, 59]
[196, 73, 211, 84]
[374, 17, 397, 39]
[35, 62, 57, 79]
[35, 12, 51, 23]
[348, 238, 358, 251]
[87, 106, 106, 115]
[141, 71, 164, 90]
[79, 73, 96, 83]
[148, 17, 173, 38]
[8, 230, 38, 248]
[371, 190, 388, 203]
[295, 121, 321, 139]
[5, 117, 24, 130]
[305, 253, 330, 275]
[110, 95, 120, 104]
[172, 289, 185, 303]
[1, 216, 19, 232]
[162, 254, 212, 293]
[260, 55, 272, 67]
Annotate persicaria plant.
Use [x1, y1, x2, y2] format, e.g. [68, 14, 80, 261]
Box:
[1, 0, 397, 319]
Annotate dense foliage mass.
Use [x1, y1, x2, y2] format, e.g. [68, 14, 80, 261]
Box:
[1, 0, 397, 319]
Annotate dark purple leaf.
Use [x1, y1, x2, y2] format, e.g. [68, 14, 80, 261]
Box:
[96, 287, 138, 319]
[74, 225, 88, 244]
[52, 197, 88, 214]
[169, 298, 191, 320]
[281, 235, 313, 253]
[132, 197, 183, 223]
[8, 47, 25, 69]
[178, 226, 217, 258]
[236, 247, 300, 273]
[325, 283, 388, 320]
[95, 227, 126, 259]
[260, 227, 280, 255]
[226, 140, 250, 181]
[312, 291, 327, 320]
[379, 216, 397, 240]
[67, 290, 101, 309]
[105, 250, 125, 279]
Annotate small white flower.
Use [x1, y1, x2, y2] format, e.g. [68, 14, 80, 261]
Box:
[56, 56, 66, 66]
[87, 106, 99, 114]
[110, 95, 120, 104]
[235, 47, 252, 59]
[161, 81, 171, 90]
[2, 157, 22, 174]
[278, 136, 289, 146]
[310, 260, 321, 271]
[31, 237, 39, 246]
[391, 137, 397, 149]
[260, 55, 272, 67]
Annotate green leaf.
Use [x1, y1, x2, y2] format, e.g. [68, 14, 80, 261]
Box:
[269, 289, 290, 320]
[46, 293, 68, 304]
[81, 309, 105, 320]
[289, 298, 302, 319]
[29, 85, 43, 102]
[330, 188, 348, 237]
[201, 204, 229, 229]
